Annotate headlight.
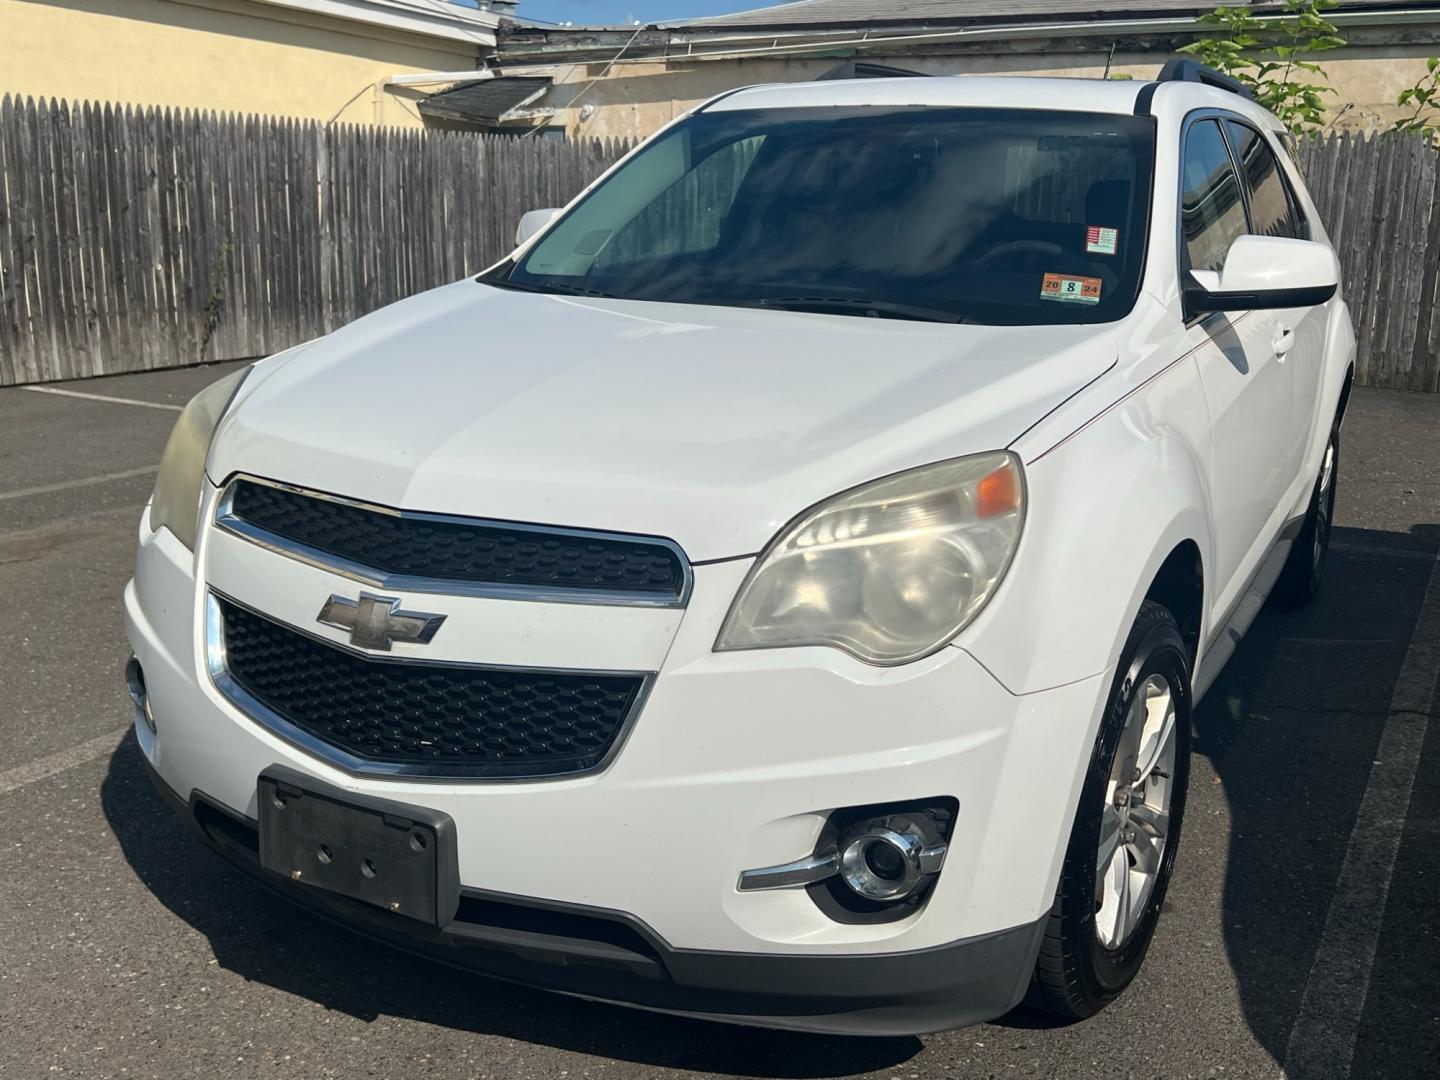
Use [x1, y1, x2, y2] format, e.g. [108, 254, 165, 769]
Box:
[149, 366, 251, 549]
[715, 452, 1025, 666]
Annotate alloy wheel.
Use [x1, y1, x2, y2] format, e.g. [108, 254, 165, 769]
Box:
[1095, 674, 1178, 951]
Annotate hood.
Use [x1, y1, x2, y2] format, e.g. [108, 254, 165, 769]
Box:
[210, 280, 1115, 562]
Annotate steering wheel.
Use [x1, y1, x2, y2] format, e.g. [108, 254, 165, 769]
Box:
[972, 239, 1066, 270]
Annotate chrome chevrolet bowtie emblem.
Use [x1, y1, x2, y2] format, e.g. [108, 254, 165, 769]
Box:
[317, 593, 446, 651]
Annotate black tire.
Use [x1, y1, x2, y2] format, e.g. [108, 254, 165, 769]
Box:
[1026, 600, 1192, 1021]
[1273, 425, 1339, 608]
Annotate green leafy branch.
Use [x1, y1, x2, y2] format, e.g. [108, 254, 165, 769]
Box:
[1178, 0, 1345, 136]
[1392, 57, 1440, 141]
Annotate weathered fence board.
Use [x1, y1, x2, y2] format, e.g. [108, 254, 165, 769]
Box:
[0, 95, 630, 386]
[1, 94, 1438, 389]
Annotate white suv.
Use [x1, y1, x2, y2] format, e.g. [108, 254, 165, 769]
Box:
[124, 62, 1353, 1035]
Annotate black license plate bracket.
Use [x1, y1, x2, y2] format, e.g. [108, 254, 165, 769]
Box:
[257, 765, 459, 927]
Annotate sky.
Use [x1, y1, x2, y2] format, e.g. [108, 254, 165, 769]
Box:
[514, 0, 771, 26]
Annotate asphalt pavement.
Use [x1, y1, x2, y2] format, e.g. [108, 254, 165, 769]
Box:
[1, 366, 1436, 1080]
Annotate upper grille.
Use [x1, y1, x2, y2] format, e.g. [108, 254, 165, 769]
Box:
[221, 479, 688, 605]
[214, 597, 647, 778]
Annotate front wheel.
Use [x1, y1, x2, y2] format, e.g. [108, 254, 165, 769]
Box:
[1026, 600, 1192, 1021]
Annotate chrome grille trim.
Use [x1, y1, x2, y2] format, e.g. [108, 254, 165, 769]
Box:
[213, 474, 693, 609]
[204, 591, 655, 782]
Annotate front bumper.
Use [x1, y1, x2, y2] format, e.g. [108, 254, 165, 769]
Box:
[143, 752, 1045, 1035]
[124, 499, 1109, 1033]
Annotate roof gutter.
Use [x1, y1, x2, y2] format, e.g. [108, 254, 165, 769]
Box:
[247, 0, 500, 46]
[497, 7, 1440, 68]
[625, 17, 1212, 64]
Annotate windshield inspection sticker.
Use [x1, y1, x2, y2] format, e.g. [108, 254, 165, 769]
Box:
[1086, 225, 1119, 255]
[1041, 273, 1102, 305]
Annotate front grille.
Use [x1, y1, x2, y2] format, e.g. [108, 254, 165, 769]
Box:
[223, 479, 687, 604]
[214, 598, 646, 778]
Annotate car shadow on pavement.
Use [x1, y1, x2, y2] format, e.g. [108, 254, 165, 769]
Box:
[1193, 522, 1439, 1080]
[98, 744, 920, 1077]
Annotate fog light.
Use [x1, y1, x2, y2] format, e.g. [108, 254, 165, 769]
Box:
[839, 825, 945, 902]
[737, 801, 953, 917]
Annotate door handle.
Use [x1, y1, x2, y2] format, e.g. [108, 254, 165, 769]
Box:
[1273, 326, 1296, 357]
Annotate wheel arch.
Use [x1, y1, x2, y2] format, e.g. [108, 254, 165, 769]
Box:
[1142, 540, 1204, 670]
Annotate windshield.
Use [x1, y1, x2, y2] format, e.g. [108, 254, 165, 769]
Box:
[491, 105, 1155, 326]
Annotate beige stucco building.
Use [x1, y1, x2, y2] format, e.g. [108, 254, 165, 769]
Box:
[0, 0, 503, 127]
[7, 0, 1440, 137]
[494, 0, 1440, 140]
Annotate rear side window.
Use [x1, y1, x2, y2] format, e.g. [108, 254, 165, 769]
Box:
[1222, 120, 1307, 240]
[1180, 119, 1247, 272]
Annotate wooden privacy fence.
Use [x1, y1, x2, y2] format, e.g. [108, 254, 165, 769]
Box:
[0, 95, 630, 386]
[1296, 131, 1440, 392]
[1, 94, 1439, 389]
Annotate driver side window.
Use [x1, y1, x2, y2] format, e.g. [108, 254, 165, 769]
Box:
[1180, 119, 1247, 273]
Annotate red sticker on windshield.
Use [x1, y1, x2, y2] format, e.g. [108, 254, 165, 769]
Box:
[1086, 225, 1119, 255]
[1041, 273, 1102, 305]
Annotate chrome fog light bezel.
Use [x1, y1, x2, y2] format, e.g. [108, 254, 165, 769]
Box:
[125, 655, 156, 734]
[736, 799, 956, 923]
[838, 826, 934, 902]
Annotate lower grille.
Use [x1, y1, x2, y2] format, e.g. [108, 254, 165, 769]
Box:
[211, 596, 647, 779]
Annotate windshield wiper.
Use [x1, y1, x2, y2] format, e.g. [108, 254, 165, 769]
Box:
[483, 278, 618, 300]
[725, 296, 971, 324]
[485, 281, 972, 322]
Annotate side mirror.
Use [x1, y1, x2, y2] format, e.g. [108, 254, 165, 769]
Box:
[515, 208, 561, 248]
[1184, 235, 1339, 319]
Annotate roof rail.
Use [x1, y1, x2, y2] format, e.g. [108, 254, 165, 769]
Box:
[1156, 58, 1256, 101]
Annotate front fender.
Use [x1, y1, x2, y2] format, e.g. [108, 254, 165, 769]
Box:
[1325, 300, 1357, 426]
[957, 355, 1215, 697]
